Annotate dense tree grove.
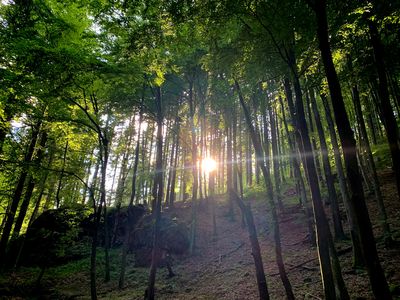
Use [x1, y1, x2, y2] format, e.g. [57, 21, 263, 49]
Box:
[1, 0, 400, 299]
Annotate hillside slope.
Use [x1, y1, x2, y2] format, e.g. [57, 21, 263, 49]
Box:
[2, 169, 400, 299]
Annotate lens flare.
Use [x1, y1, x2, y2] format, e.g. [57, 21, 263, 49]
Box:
[201, 157, 217, 173]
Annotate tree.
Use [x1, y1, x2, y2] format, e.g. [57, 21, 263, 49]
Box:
[309, 0, 392, 297]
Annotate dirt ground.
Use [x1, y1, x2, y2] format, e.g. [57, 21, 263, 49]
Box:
[108, 168, 400, 300]
[2, 169, 400, 299]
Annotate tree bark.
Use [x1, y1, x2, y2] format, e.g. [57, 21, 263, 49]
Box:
[283, 80, 316, 245]
[267, 99, 284, 211]
[235, 81, 295, 300]
[312, 1, 391, 297]
[169, 118, 180, 207]
[55, 141, 69, 208]
[188, 80, 198, 255]
[368, 19, 400, 200]
[232, 191, 270, 300]
[145, 86, 164, 300]
[0, 121, 41, 265]
[320, 93, 364, 267]
[309, 89, 345, 240]
[119, 102, 143, 289]
[351, 79, 391, 242]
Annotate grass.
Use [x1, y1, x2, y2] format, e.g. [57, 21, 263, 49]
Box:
[371, 142, 392, 169]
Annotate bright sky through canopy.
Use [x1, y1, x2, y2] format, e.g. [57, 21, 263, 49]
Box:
[201, 157, 217, 173]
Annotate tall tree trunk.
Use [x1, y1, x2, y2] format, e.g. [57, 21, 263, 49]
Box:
[232, 107, 239, 195]
[225, 116, 234, 220]
[12, 131, 48, 239]
[235, 81, 295, 300]
[169, 119, 180, 207]
[0, 121, 40, 265]
[312, 1, 391, 297]
[82, 149, 95, 204]
[283, 80, 316, 245]
[89, 176, 99, 300]
[365, 98, 378, 145]
[309, 89, 345, 240]
[11, 175, 35, 240]
[320, 93, 364, 267]
[145, 86, 164, 300]
[55, 141, 69, 208]
[14, 143, 55, 269]
[351, 80, 391, 242]
[119, 102, 143, 289]
[246, 133, 253, 186]
[165, 132, 176, 206]
[368, 19, 400, 200]
[305, 92, 324, 184]
[277, 112, 286, 184]
[101, 138, 110, 283]
[291, 73, 341, 300]
[268, 99, 284, 211]
[232, 191, 270, 300]
[188, 80, 198, 255]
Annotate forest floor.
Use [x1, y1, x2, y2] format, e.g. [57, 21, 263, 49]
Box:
[2, 169, 400, 299]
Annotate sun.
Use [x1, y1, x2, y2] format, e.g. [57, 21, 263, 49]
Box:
[201, 157, 217, 173]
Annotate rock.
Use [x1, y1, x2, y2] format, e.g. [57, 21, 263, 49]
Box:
[10, 205, 91, 267]
[129, 214, 189, 267]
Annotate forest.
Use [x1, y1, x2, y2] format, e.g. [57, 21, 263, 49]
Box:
[1, 0, 400, 299]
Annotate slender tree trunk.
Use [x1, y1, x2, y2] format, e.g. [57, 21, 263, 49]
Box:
[165, 132, 176, 206]
[283, 81, 316, 246]
[277, 112, 286, 184]
[238, 114, 244, 198]
[313, 2, 391, 297]
[368, 19, 400, 200]
[351, 81, 391, 242]
[232, 107, 239, 195]
[320, 93, 364, 267]
[225, 117, 234, 220]
[11, 176, 35, 238]
[188, 80, 198, 255]
[246, 133, 253, 186]
[56, 141, 69, 208]
[101, 137, 110, 283]
[169, 119, 180, 207]
[89, 179, 99, 300]
[235, 81, 295, 300]
[14, 144, 54, 269]
[365, 99, 378, 145]
[119, 102, 143, 289]
[232, 191, 269, 300]
[268, 99, 284, 211]
[82, 149, 95, 204]
[12, 131, 48, 239]
[290, 71, 338, 300]
[309, 89, 345, 240]
[261, 109, 271, 172]
[0, 122, 40, 265]
[145, 86, 164, 300]
[305, 92, 324, 184]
